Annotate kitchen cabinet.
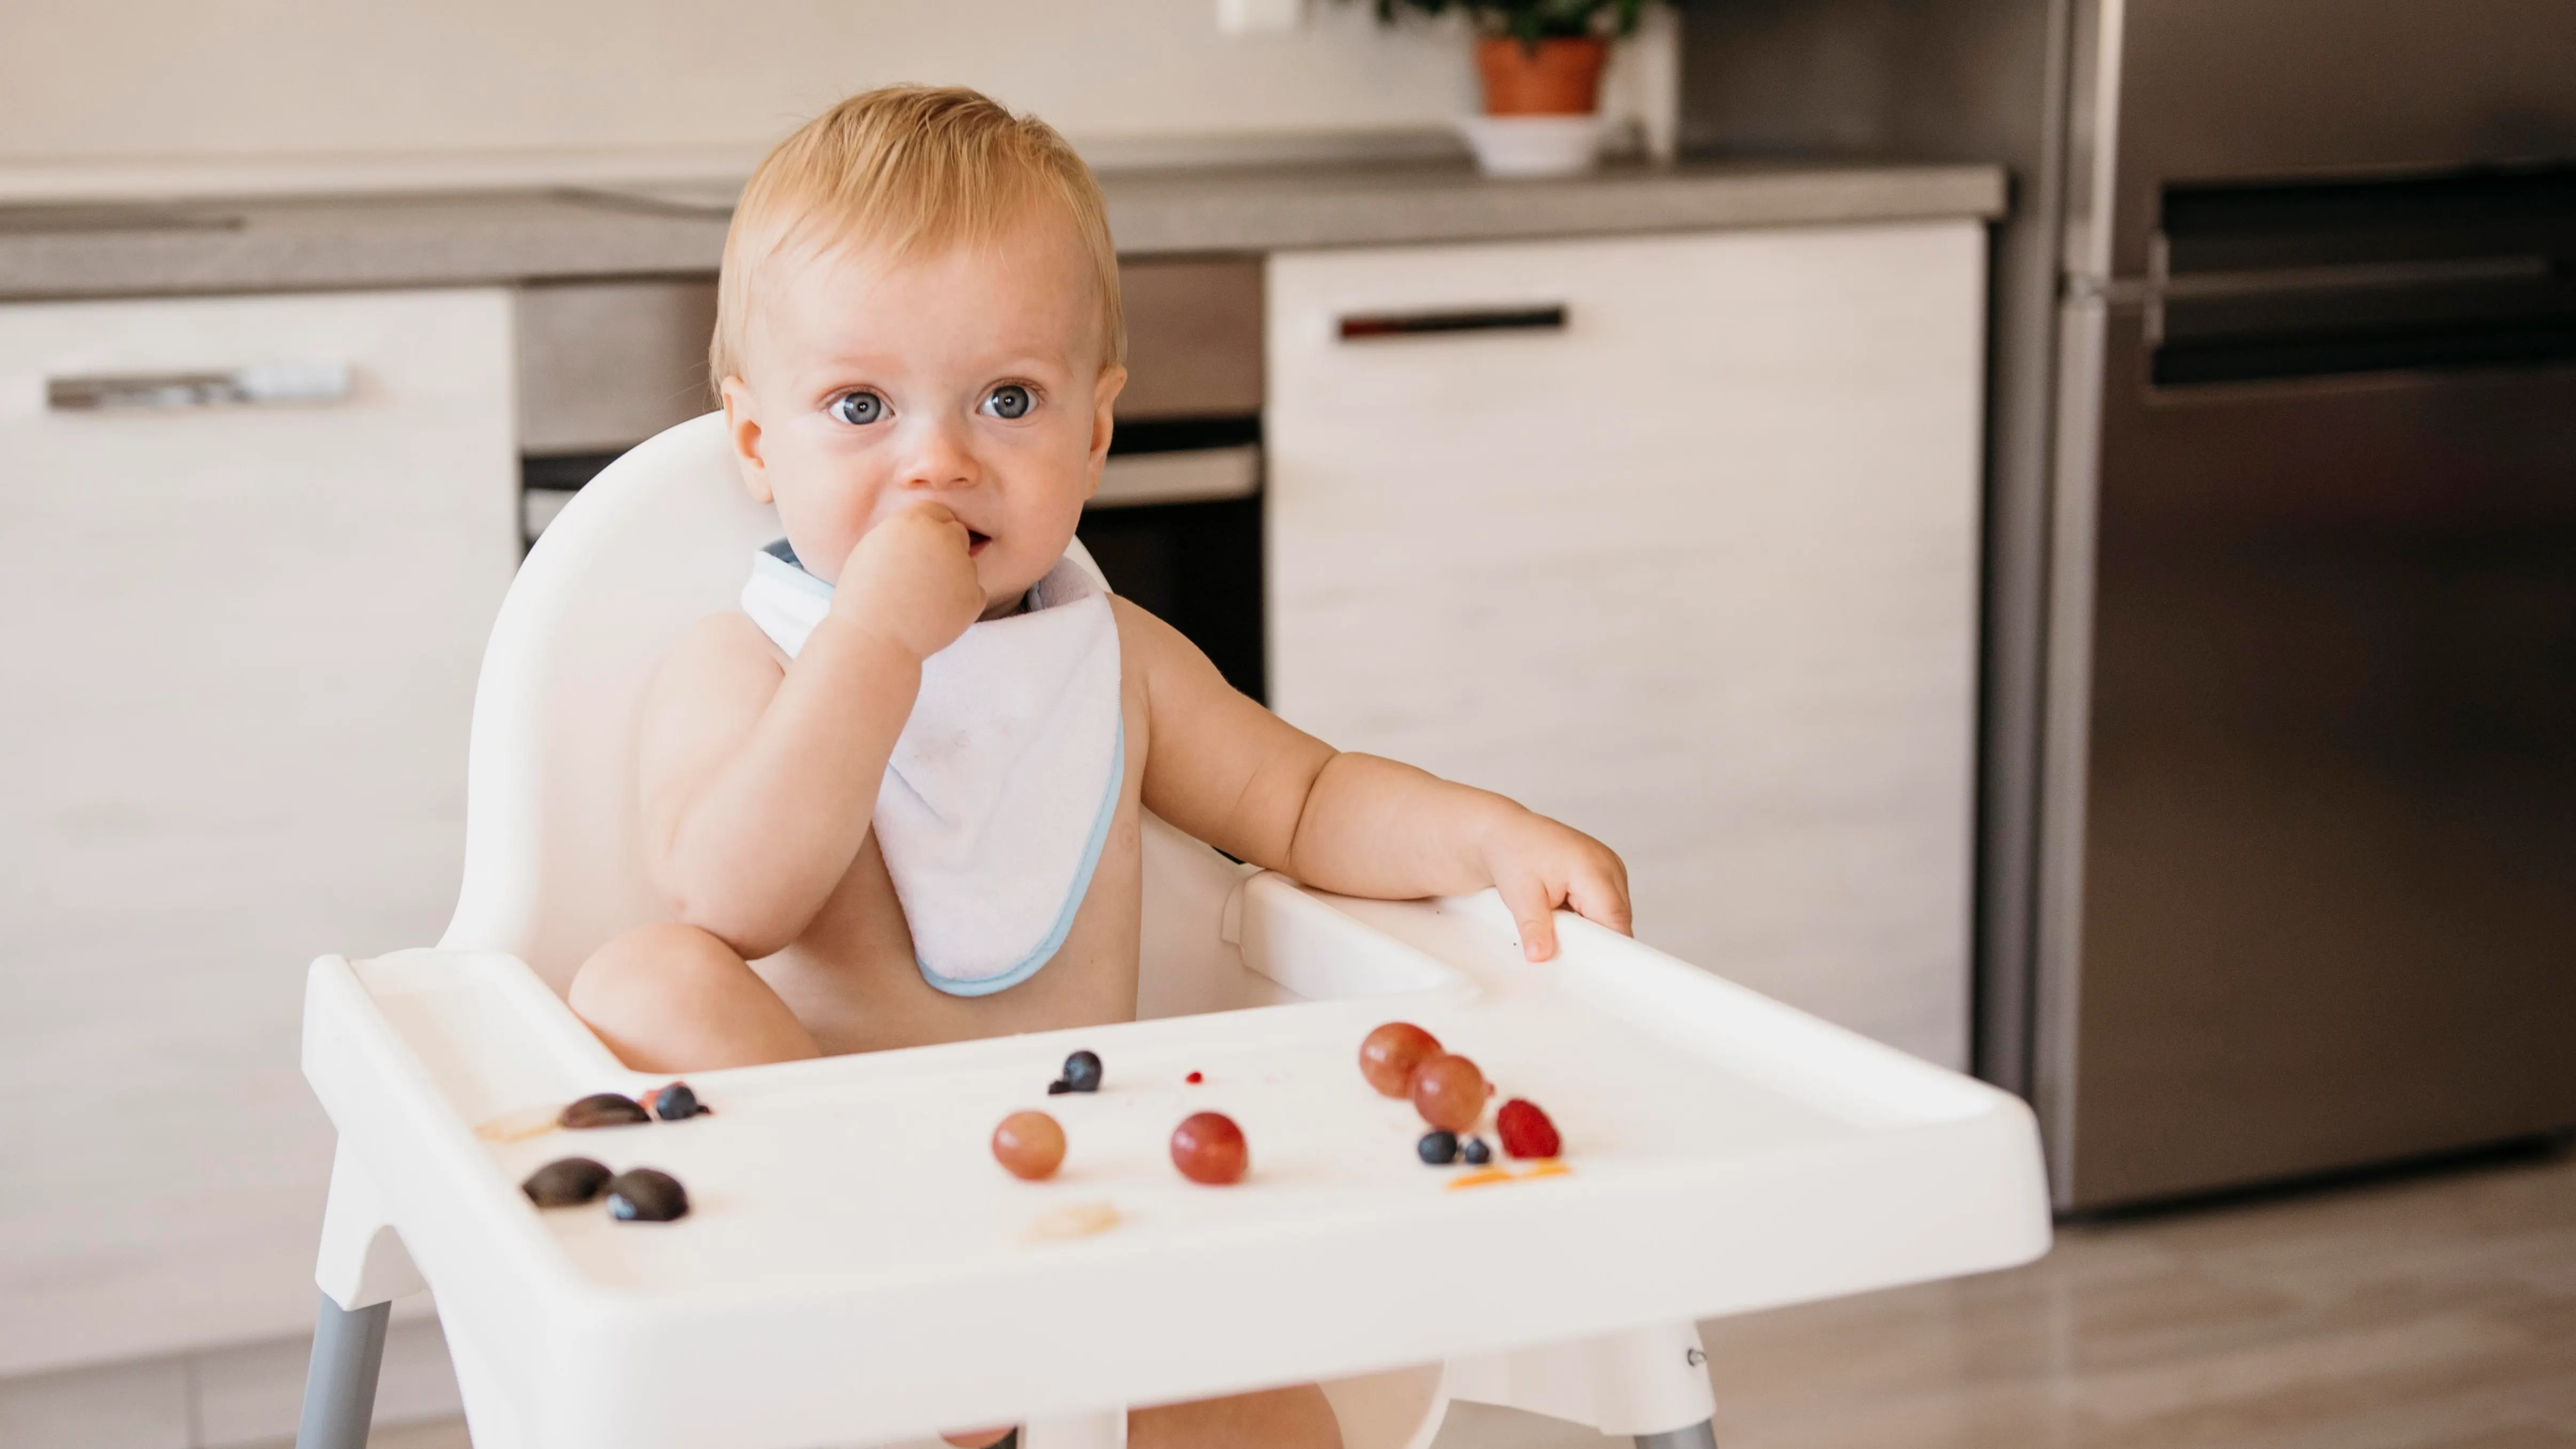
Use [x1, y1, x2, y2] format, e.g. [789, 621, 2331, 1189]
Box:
[1266, 224, 1986, 1067]
[0, 288, 517, 1373]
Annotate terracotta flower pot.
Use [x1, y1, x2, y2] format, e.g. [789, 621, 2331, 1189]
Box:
[1475, 35, 1610, 116]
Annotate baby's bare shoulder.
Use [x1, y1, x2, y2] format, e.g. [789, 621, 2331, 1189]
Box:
[635, 611, 787, 805]
[1107, 593, 1192, 672]
[646, 612, 786, 717]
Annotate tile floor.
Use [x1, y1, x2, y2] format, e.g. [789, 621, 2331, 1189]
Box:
[164, 1142, 2576, 1449]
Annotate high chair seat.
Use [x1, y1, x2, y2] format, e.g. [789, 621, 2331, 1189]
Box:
[294, 414, 2049, 1449]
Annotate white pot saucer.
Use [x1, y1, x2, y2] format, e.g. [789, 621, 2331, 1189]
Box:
[1456, 113, 1608, 178]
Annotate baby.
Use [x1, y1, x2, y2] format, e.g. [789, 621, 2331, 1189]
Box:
[568, 85, 1630, 1449]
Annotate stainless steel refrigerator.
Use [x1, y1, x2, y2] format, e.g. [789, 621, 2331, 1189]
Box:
[1684, 0, 2576, 1209]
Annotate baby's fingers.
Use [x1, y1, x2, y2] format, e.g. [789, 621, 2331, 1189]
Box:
[1496, 869, 1562, 962]
[1566, 856, 1633, 937]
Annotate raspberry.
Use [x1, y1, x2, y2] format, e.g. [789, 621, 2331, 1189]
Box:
[1496, 1098, 1561, 1160]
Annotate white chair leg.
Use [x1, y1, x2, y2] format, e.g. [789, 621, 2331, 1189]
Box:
[1634, 1421, 1719, 1449]
[1444, 1321, 1716, 1442]
[295, 1293, 390, 1449]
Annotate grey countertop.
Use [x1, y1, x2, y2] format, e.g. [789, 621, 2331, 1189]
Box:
[0, 156, 2004, 302]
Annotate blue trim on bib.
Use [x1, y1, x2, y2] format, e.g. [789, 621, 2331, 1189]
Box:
[914, 718, 1126, 998]
[754, 540, 833, 600]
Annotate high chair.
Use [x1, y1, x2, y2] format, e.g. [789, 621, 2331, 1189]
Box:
[293, 413, 2050, 1449]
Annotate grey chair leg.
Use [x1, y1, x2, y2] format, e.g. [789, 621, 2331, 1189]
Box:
[296, 1293, 391, 1449]
[1635, 1421, 1719, 1449]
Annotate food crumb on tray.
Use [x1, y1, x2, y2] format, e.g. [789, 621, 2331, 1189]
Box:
[476, 1105, 563, 1143]
[1023, 1200, 1121, 1242]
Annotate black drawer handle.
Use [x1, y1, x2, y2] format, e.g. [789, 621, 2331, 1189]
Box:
[1337, 304, 1568, 341]
[46, 362, 351, 411]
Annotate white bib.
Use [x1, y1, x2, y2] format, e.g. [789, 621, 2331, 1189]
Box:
[739, 541, 1124, 995]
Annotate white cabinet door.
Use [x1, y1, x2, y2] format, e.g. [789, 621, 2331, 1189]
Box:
[0, 289, 517, 1372]
[1266, 225, 1985, 1067]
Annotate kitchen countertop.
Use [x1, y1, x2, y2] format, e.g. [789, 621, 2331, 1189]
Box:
[0, 157, 2005, 302]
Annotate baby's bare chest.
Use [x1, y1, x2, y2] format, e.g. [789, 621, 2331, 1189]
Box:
[750, 688, 1151, 1056]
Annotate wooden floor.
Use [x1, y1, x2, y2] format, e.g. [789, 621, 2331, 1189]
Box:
[286, 1143, 2576, 1449]
[1446, 1141, 2576, 1449]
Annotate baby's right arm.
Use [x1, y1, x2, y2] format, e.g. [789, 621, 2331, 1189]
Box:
[634, 503, 983, 957]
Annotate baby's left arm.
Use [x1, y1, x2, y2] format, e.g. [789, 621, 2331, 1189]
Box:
[1123, 600, 1629, 961]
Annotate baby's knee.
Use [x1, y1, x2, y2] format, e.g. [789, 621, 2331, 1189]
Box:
[570, 921, 746, 1019]
[569, 921, 819, 1071]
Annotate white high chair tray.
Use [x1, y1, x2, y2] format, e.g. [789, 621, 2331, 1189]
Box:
[304, 875, 2048, 1449]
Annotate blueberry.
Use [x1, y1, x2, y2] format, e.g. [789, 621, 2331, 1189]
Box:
[652, 1082, 705, 1121]
[1418, 1129, 1460, 1165]
[558, 1092, 651, 1129]
[1062, 1050, 1103, 1093]
[1046, 1079, 1074, 1095]
[605, 1168, 690, 1222]
[521, 1156, 611, 1207]
[1461, 1137, 1493, 1166]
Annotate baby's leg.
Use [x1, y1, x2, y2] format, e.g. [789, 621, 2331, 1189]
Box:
[939, 1384, 1341, 1449]
[1133, 1385, 1342, 1449]
[568, 921, 820, 1071]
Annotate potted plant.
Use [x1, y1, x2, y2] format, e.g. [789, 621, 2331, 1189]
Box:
[1363, 0, 1666, 176]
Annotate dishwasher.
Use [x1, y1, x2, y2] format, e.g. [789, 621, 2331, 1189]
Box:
[514, 257, 1267, 699]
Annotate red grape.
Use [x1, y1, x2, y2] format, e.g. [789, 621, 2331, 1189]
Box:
[991, 1110, 1067, 1180]
[1411, 1053, 1486, 1132]
[1359, 1022, 1442, 1098]
[1170, 1111, 1248, 1185]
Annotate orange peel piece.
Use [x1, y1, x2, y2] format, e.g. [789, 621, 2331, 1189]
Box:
[1443, 1161, 1572, 1191]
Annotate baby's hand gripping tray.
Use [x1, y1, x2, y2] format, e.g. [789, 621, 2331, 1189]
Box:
[296, 415, 2050, 1449]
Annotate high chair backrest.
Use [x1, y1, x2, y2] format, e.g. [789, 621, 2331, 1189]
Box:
[437, 412, 1137, 992]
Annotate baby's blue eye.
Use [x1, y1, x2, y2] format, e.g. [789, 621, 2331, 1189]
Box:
[982, 384, 1033, 420]
[832, 390, 886, 426]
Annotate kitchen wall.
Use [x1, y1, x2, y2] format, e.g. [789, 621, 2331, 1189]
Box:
[0, 0, 1674, 201]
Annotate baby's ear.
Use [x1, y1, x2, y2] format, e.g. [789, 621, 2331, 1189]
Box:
[1086, 363, 1128, 478]
[719, 377, 773, 505]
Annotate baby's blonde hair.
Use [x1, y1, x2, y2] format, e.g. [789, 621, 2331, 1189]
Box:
[711, 85, 1124, 383]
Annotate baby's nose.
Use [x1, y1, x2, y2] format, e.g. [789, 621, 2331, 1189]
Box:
[898, 417, 980, 491]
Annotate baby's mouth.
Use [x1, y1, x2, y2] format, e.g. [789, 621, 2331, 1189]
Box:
[966, 529, 992, 557]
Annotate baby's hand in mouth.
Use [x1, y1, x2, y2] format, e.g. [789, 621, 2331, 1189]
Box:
[833, 502, 986, 660]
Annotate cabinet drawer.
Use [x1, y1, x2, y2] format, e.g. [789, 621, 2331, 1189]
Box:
[1266, 225, 1986, 1067]
[0, 288, 516, 1372]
